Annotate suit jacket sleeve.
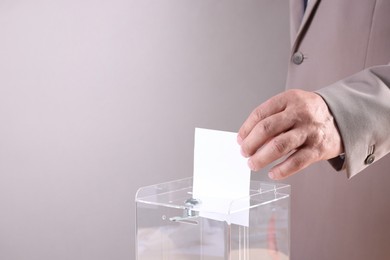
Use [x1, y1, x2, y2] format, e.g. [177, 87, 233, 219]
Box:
[316, 64, 390, 178]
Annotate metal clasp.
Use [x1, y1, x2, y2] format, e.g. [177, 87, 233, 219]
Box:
[169, 198, 201, 225]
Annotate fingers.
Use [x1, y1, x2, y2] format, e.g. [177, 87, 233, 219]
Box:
[248, 128, 306, 171]
[238, 94, 288, 144]
[241, 111, 295, 157]
[269, 147, 318, 180]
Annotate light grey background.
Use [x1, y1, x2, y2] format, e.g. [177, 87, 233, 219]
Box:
[0, 0, 289, 259]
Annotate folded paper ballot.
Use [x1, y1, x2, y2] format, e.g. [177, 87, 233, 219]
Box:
[192, 128, 251, 226]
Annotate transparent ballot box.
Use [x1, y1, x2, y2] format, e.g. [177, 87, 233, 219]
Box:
[135, 177, 290, 259]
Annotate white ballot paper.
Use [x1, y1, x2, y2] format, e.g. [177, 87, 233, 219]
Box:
[192, 128, 251, 226]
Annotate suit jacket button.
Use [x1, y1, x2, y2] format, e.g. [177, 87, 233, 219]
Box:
[292, 51, 304, 65]
[365, 154, 375, 165]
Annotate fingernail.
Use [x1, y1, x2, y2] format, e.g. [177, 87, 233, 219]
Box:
[241, 147, 248, 157]
[237, 135, 243, 145]
[248, 159, 255, 171]
[268, 171, 276, 179]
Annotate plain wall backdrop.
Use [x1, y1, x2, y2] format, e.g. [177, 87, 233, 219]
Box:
[0, 0, 289, 259]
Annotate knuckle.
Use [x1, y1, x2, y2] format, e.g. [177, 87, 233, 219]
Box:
[302, 103, 312, 115]
[286, 89, 304, 101]
[253, 108, 265, 122]
[287, 89, 299, 96]
[290, 155, 306, 170]
[260, 120, 272, 134]
[272, 138, 289, 155]
[297, 103, 313, 121]
[309, 128, 326, 147]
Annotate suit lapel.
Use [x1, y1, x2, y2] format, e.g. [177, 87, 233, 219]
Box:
[290, 0, 305, 43]
[290, 0, 321, 51]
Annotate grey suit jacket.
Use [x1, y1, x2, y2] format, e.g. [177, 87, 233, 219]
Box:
[285, 1, 390, 259]
[287, 0, 390, 178]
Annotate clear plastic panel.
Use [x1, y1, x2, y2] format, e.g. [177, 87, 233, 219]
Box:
[136, 177, 290, 259]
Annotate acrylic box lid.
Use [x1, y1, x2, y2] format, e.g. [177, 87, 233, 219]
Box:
[135, 177, 290, 225]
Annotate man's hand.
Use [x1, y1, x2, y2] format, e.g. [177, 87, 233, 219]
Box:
[237, 89, 344, 180]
